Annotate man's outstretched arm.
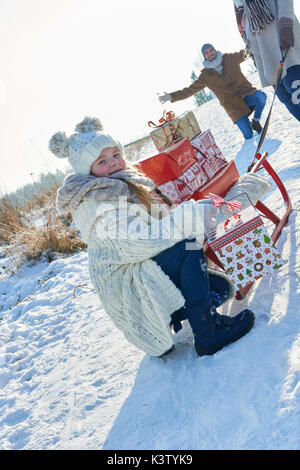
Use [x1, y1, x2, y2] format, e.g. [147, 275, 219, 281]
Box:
[158, 73, 207, 104]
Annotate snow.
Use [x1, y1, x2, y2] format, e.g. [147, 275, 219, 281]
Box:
[1, 88, 300, 450]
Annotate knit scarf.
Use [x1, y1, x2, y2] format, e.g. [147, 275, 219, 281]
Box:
[234, 0, 275, 34]
[203, 51, 223, 74]
[56, 169, 156, 215]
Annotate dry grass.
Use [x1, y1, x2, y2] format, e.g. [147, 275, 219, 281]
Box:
[0, 198, 27, 244]
[0, 187, 86, 269]
[21, 186, 58, 212]
[11, 212, 86, 264]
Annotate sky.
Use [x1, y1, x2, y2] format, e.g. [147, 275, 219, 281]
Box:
[1, 0, 300, 194]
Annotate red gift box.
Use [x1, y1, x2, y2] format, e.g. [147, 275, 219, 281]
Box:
[135, 130, 232, 205]
[135, 138, 197, 186]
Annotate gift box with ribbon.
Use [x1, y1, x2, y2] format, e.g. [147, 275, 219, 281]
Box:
[148, 111, 201, 151]
[206, 193, 284, 291]
[135, 138, 197, 186]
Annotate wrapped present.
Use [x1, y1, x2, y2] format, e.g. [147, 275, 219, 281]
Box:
[149, 111, 201, 151]
[135, 138, 197, 186]
[157, 179, 193, 204]
[177, 161, 210, 193]
[192, 160, 240, 200]
[156, 160, 210, 205]
[190, 129, 227, 176]
[206, 193, 284, 291]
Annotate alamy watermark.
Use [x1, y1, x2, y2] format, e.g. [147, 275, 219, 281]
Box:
[292, 80, 300, 105]
[95, 196, 206, 247]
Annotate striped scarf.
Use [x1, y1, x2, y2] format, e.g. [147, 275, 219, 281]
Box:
[234, 0, 275, 34]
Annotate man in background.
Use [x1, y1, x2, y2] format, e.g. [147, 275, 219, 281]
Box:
[159, 43, 266, 140]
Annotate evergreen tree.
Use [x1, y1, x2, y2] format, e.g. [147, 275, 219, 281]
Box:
[191, 71, 213, 107]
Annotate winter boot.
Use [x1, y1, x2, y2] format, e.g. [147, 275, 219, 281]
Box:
[170, 271, 234, 333]
[251, 119, 263, 134]
[187, 301, 255, 357]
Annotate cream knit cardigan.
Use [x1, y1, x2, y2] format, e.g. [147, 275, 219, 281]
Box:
[71, 198, 205, 357]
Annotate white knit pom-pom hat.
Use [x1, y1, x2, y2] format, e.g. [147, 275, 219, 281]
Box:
[49, 116, 123, 175]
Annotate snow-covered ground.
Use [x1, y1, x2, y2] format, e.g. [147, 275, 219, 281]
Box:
[1, 88, 300, 450]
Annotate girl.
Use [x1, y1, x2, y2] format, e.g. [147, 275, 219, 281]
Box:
[50, 116, 254, 358]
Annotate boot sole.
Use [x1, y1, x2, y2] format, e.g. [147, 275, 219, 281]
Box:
[195, 310, 255, 357]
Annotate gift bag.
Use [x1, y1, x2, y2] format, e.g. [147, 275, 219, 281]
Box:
[149, 111, 201, 151]
[206, 193, 284, 291]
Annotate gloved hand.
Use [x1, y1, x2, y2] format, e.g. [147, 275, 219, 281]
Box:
[158, 92, 172, 104]
[278, 17, 295, 51]
[195, 201, 219, 231]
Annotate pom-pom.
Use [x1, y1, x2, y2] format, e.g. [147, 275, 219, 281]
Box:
[75, 116, 103, 134]
[48, 132, 69, 159]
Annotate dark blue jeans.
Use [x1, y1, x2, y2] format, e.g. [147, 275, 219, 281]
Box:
[152, 239, 211, 332]
[235, 90, 267, 139]
[152, 239, 211, 308]
[153, 239, 233, 333]
[276, 65, 300, 122]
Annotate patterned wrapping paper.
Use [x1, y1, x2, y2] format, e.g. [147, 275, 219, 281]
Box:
[154, 130, 230, 204]
[150, 111, 201, 151]
[177, 161, 210, 193]
[157, 179, 193, 204]
[157, 159, 214, 203]
[208, 215, 283, 291]
[190, 130, 228, 175]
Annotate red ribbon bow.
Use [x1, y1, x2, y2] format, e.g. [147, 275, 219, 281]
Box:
[208, 193, 242, 230]
[148, 110, 176, 129]
[209, 193, 242, 212]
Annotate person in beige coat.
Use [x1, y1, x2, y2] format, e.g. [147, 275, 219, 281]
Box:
[233, 0, 300, 122]
[159, 44, 267, 139]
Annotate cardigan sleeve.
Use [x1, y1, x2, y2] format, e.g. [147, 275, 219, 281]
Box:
[170, 73, 207, 102]
[94, 200, 205, 263]
[277, 0, 294, 21]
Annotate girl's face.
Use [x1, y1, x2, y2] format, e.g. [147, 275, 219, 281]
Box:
[90, 146, 127, 177]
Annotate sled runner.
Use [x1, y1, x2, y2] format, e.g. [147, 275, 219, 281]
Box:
[136, 128, 292, 300]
